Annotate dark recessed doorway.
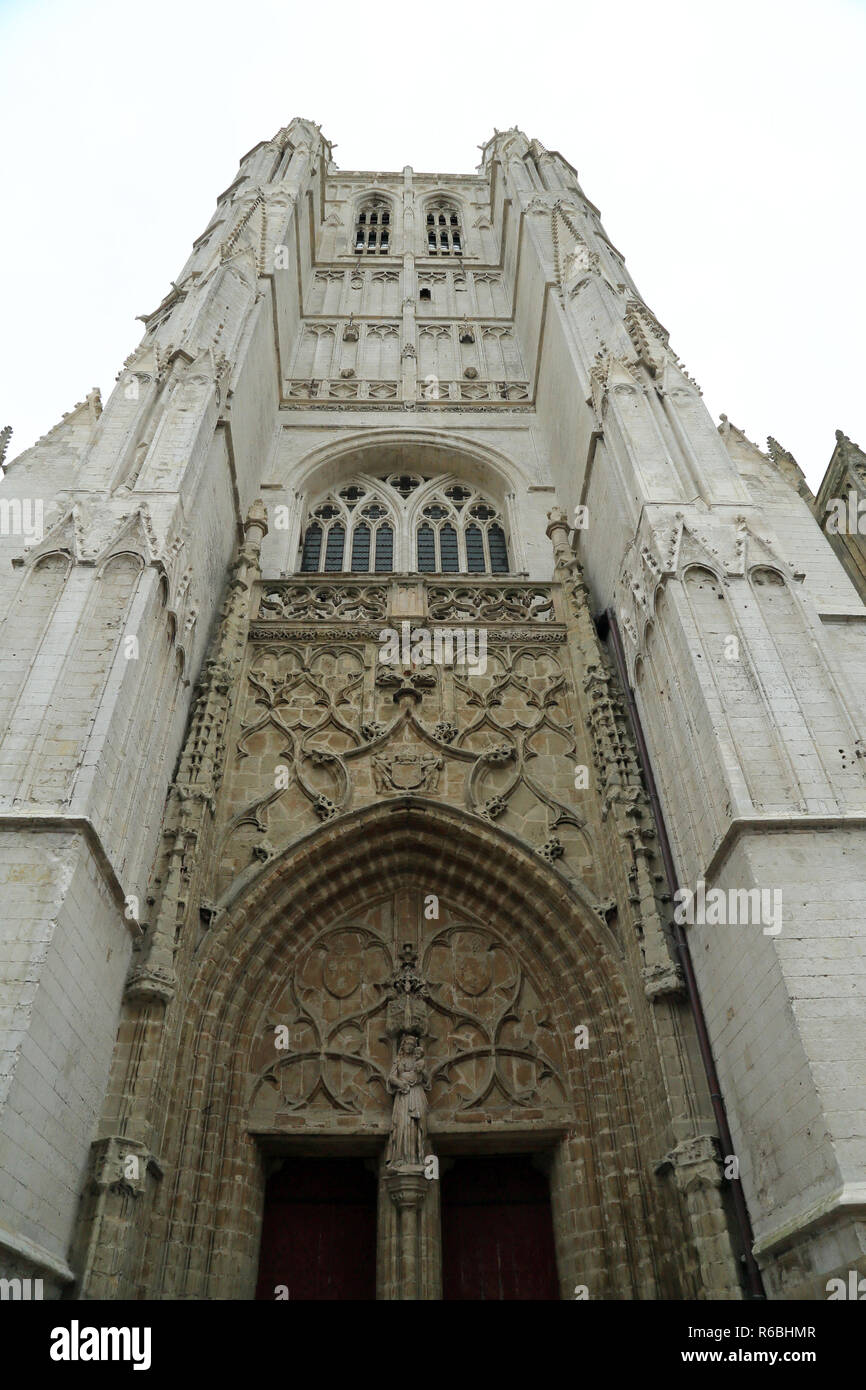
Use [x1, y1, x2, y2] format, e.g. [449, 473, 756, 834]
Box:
[441, 1153, 560, 1300]
[255, 1157, 377, 1300]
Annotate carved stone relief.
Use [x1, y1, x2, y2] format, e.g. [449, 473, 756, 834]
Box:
[258, 582, 388, 622]
[216, 581, 593, 894]
[372, 749, 443, 793]
[247, 901, 571, 1135]
[427, 584, 555, 623]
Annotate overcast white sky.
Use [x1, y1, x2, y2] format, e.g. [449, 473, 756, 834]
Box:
[1, 0, 864, 489]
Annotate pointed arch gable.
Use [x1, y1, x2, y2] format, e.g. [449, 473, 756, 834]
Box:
[290, 426, 526, 498]
[352, 189, 396, 220]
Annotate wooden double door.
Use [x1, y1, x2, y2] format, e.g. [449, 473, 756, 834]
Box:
[255, 1153, 559, 1300]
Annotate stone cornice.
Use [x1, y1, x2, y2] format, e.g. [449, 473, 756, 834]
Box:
[752, 1182, 866, 1257]
[0, 814, 141, 935]
[704, 814, 866, 883]
[0, 1221, 75, 1285]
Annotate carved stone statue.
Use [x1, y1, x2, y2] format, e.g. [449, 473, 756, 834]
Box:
[384, 942, 430, 1038]
[390, 942, 428, 998]
[385, 1034, 430, 1169]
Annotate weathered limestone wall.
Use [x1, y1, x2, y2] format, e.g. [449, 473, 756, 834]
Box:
[0, 116, 327, 1287]
[699, 829, 866, 1297]
[0, 830, 129, 1293]
[490, 127, 866, 1296]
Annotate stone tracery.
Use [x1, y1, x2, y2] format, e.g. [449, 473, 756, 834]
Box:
[295, 473, 513, 575]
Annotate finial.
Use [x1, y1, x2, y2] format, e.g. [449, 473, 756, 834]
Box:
[244, 498, 269, 537]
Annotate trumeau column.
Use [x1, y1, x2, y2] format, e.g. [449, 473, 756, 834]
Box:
[380, 945, 433, 1299]
[388, 1175, 428, 1300]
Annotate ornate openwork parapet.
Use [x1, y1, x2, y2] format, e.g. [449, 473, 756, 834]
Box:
[250, 574, 561, 636]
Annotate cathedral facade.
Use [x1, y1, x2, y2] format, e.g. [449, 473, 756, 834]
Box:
[1, 118, 864, 1300]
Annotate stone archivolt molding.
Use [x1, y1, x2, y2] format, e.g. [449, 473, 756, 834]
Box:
[103, 791, 728, 1300]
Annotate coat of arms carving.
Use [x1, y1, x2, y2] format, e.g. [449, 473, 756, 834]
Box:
[372, 750, 443, 793]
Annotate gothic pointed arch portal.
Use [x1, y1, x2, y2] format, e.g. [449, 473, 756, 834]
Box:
[127, 800, 701, 1300]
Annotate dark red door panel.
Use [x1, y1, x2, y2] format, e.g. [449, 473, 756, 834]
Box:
[441, 1155, 560, 1300]
[255, 1158, 377, 1300]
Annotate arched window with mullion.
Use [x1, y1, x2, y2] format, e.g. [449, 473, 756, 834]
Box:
[417, 524, 436, 572]
[411, 485, 510, 575]
[439, 523, 459, 572]
[488, 524, 509, 573]
[350, 523, 371, 572]
[464, 523, 485, 573]
[355, 199, 392, 254]
[297, 480, 398, 574]
[374, 524, 394, 572]
[425, 199, 462, 255]
[300, 522, 323, 572]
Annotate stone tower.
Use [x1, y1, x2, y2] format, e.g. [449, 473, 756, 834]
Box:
[0, 118, 863, 1301]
